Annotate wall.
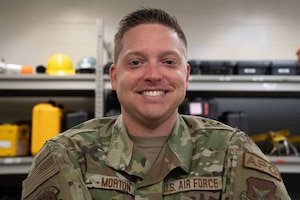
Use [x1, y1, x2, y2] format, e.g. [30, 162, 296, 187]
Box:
[0, 0, 300, 68]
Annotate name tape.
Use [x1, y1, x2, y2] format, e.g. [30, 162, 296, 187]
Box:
[86, 174, 135, 195]
[164, 176, 222, 195]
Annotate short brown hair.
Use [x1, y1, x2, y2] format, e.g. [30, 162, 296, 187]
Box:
[113, 7, 187, 63]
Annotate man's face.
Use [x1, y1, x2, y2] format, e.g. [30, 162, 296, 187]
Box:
[110, 24, 190, 124]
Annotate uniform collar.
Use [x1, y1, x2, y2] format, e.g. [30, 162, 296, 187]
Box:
[167, 114, 193, 173]
[106, 115, 133, 170]
[106, 114, 193, 175]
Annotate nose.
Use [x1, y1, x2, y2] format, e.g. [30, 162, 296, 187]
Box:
[144, 62, 163, 83]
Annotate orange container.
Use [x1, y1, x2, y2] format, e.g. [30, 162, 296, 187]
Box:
[31, 103, 62, 156]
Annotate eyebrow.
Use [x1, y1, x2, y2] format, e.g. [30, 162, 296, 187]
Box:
[123, 49, 182, 59]
[123, 51, 144, 58]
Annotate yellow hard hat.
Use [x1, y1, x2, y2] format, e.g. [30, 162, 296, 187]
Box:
[46, 53, 75, 75]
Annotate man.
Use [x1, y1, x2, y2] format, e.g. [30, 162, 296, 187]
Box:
[22, 8, 290, 199]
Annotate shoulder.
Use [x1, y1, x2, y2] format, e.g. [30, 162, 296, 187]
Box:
[180, 114, 240, 140]
[179, 114, 258, 152]
[31, 116, 118, 166]
[62, 115, 118, 136]
[227, 149, 290, 199]
[177, 115, 290, 199]
[51, 115, 118, 146]
[180, 114, 233, 131]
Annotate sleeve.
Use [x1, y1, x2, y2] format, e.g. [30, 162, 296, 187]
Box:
[21, 142, 92, 200]
[221, 131, 291, 200]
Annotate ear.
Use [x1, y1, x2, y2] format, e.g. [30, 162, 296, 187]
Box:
[109, 63, 117, 90]
[185, 63, 190, 89]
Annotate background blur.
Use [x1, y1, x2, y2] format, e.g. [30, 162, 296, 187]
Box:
[1, 0, 299, 67]
[1, 1, 300, 199]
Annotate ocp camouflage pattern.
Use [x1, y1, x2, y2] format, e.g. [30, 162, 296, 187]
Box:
[22, 114, 291, 200]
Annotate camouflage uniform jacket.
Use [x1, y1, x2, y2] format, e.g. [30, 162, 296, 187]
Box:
[22, 114, 290, 200]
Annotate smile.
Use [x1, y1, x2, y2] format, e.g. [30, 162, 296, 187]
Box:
[141, 90, 165, 96]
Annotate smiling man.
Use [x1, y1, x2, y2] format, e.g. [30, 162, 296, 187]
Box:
[110, 22, 190, 136]
[22, 8, 291, 200]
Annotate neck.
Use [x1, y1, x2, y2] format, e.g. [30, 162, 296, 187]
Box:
[122, 113, 177, 137]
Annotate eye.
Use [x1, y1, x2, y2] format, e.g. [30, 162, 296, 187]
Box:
[163, 59, 177, 67]
[165, 60, 175, 65]
[132, 60, 139, 65]
[129, 59, 143, 66]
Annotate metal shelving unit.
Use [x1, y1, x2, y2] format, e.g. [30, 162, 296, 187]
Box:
[0, 75, 299, 176]
[95, 18, 104, 118]
[1, 74, 300, 175]
[0, 74, 96, 91]
[0, 74, 97, 175]
[268, 156, 300, 174]
[0, 157, 33, 175]
[0, 19, 105, 176]
[1, 14, 300, 175]
[4, 74, 299, 95]
[188, 75, 300, 92]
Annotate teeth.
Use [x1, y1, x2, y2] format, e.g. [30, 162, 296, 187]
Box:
[142, 90, 165, 96]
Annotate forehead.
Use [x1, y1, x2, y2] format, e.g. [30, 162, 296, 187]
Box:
[124, 24, 178, 41]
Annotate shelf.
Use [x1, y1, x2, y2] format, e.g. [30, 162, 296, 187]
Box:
[268, 156, 300, 174]
[188, 75, 300, 92]
[2, 74, 300, 93]
[0, 74, 96, 91]
[103, 74, 300, 92]
[0, 157, 33, 175]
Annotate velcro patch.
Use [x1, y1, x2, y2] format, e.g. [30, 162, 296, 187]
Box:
[164, 176, 222, 195]
[23, 155, 59, 198]
[240, 177, 276, 200]
[34, 186, 59, 200]
[243, 151, 281, 181]
[86, 174, 135, 195]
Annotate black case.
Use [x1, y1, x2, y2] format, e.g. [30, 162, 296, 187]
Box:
[236, 61, 270, 75]
[65, 110, 94, 129]
[188, 60, 201, 75]
[199, 60, 235, 75]
[220, 111, 248, 133]
[270, 60, 300, 75]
